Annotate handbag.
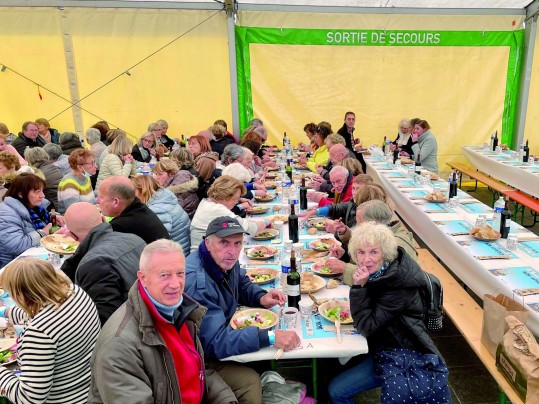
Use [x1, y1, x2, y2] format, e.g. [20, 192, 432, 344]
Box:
[481, 293, 528, 357]
[374, 348, 451, 403]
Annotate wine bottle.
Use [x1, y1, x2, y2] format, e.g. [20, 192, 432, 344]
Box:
[287, 250, 300, 310]
[449, 170, 458, 199]
[283, 132, 287, 148]
[393, 148, 399, 164]
[180, 134, 186, 147]
[415, 152, 422, 175]
[288, 203, 299, 243]
[523, 139, 530, 163]
[492, 131, 498, 151]
[500, 199, 511, 239]
[285, 159, 293, 181]
[49, 209, 60, 234]
[299, 175, 307, 210]
[382, 136, 387, 154]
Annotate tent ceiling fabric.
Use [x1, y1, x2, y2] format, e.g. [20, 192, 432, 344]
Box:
[90, 0, 535, 9]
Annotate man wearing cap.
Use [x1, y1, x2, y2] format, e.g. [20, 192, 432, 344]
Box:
[185, 216, 301, 404]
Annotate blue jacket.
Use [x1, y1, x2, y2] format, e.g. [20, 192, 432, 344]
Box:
[0, 197, 43, 267]
[147, 189, 191, 256]
[185, 248, 269, 360]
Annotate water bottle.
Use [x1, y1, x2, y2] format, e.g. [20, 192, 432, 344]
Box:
[519, 141, 525, 162]
[282, 170, 292, 200]
[142, 163, 151, 175]
[489, 132, 495, 150]
[172, 140, 179, 151]
[492, 196, 505, 231]
[149, 155, 157, 169]
[281, 241, 293, 292]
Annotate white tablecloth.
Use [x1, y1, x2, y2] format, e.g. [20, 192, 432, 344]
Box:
[462, 145, 539, 198]
[365, 153, 539, 335]
[223, 184, 368, 363]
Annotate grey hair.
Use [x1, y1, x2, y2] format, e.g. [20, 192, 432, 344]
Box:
[357, 200, 393, 225]
[348, 222, 398, 264]
[329, 165, 349, 177]
[171, 147, 194, 169]
[108, 181, 135, 202]
[59, 132, 80, 145]
[155, 119, 168, 129]
[250, 118, 263, 127]
[222, 162, 252, 183]
[24, 147, 50, 166]
[221, 144, 245, 165]
[326, 133, 346, 146]
[241, 147, 254, 157]
[43, 143, 63, 161]
[86, 128, 101, 145]
[253, 126, 267, 139]
[140, 239, 184, 273]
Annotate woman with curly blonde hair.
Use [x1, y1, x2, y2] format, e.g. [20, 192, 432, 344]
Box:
[189, 175, 267, 251]
[0, 258, 100, 403]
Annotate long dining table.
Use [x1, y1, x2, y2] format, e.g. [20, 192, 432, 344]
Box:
[222, 170, 368, 364]
[365, 149, 539, 336]
[462, 145, 539, 198]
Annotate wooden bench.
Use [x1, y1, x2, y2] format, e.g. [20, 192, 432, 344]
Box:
[418, 248, 524, 404]
[502, 190, 539, 227]
[446, 162, 516, 206]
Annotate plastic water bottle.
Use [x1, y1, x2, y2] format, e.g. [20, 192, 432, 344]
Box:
[489, 133, 495, 150]
[519, 141, 525, 162]
[282, 170, 292, 200]
[492, 196, 505, 232]
[149, 155, 157, 169]
[281, 241, 293, 292]
[172, 140, 179, 151]
[142, 163, 151, 175]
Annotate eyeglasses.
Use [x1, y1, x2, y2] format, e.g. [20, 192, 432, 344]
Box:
[83, 161, 96, 166]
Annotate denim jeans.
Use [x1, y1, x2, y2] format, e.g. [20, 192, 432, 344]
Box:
[328, 355, 381, 404]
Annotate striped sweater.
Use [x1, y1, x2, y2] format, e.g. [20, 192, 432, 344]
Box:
[57, 173, 96, 214]
[0, 285, 101, 403]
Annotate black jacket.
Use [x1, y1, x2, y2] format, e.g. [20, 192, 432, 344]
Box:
[210, 137, 235, 158]
[392, 132, 416, 158]
[131, 145, 152, 163]
[328, 200, 357, 229]
[60, 222, 146, 325]
[350, 247, 440, 356]
[110, 198, 171, 244]
[11, 133, 46, 156]
[337, 123, 356, 152]
[159, 134, 175, 150]
[61, 140, 84, 155]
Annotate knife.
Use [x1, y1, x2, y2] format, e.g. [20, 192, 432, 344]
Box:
[475, 255, 511, 260]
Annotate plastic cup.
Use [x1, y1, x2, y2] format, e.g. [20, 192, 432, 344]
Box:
[506, 235, 518, 250]
[298, 299, 314, 318]
[273, 220, 284, 231]
[282, 307, 299, 329]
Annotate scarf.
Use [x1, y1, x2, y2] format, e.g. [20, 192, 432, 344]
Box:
[28, 206, 50, 230]
[396, 131, 411, 147]
[368, 262, 389, 281]
[144, 286, 183, 322]
[139, 145, 150, 161]
[198, 241, 226, 284]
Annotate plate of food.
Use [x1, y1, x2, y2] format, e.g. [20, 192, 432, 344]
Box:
[254, 194, 276, 203]
[400, 157, 414, 165]
[266, 166, 279, 172]
[311, 259, 344, 276]
[247, 206, 270, 215]
[268, 215, 288, 223]
[264, 181, 277, 190]
[307, 217, 327, 231]
[423, 171, 439, 181]
[246, 268, 280, 285]
[300, 272, 326, 293]
[308, 238, 338, 252]
[265, 173, 277, 179]
[230, 308, 278, 330]
[40, 234, 79, 255]
[0, 342, 18, 367]
[251, 229, 280, 241]
[469, 225, 501, 241]
[318, 300, 353, 324]
[294, 164, 310, 171]
[424, 191, 447, 203]
[245, 246, 279, 260]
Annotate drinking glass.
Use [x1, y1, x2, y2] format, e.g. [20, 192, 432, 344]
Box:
[283, 308, 299, 329]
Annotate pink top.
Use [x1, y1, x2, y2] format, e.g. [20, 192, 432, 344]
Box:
[3, 144, 27, 166]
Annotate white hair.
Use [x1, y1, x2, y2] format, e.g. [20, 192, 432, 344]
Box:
[348, 222, 398, 264]
[329, 165, 349, 177]
[139, 239, 184, 273]
[222, 162, 252, 183]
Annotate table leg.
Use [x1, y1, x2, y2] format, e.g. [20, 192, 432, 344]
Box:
[311, 358, 318, 399]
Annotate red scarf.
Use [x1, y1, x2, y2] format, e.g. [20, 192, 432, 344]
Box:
[139, 283, 204, 403]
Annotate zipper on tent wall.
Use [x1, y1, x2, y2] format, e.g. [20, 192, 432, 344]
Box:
[58, 7, 85, 140]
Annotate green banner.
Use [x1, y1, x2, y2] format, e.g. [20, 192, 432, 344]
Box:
[236, 26, 524, 145]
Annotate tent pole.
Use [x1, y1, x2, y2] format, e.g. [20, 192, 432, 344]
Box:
[225, 0, 240, 141]
[58, 7, 84, 140]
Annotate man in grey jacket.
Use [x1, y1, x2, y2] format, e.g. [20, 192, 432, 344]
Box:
[60, 201, 146, 325]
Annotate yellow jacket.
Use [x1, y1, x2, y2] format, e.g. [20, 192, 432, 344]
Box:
[306, 145, 329, 173]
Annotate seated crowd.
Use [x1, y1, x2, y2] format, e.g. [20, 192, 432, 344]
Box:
[0, 114, 441, 403]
